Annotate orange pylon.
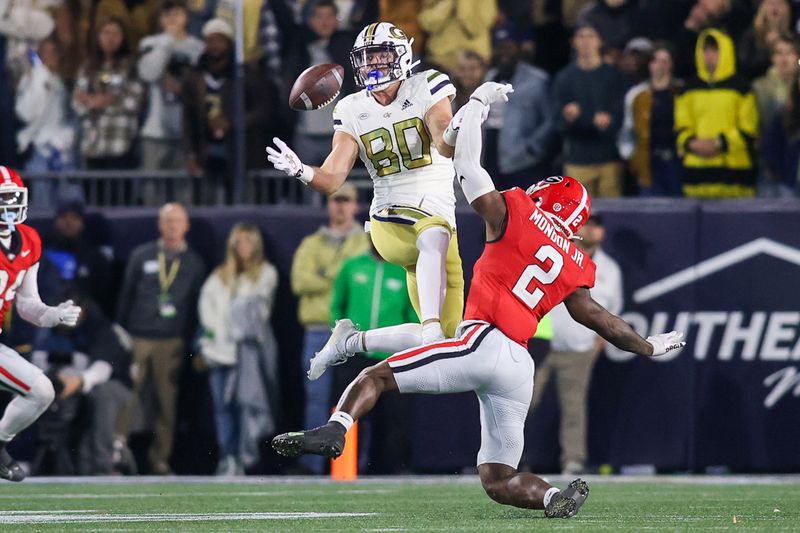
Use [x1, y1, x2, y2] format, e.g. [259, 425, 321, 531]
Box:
[330, 421, 358, 481]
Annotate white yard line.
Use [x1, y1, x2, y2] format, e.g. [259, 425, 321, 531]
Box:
[16, 474, 800, 486]
[0, 511, 377, 525]
[0, 488, 395, 499]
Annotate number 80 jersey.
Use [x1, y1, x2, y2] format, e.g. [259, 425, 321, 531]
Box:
[333, 69, 457, 226]
[465, 188, 597, 346]
[0, 225, 42, 327]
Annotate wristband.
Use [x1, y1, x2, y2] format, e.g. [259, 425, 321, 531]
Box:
[295, 164, 314, 184]
[443, 124, 458, 147]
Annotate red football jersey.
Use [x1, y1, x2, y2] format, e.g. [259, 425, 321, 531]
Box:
[464, 187, 597, 346]
[0, 225, 42, 326]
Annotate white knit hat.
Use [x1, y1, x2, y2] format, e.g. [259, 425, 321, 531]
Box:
[201, 18, 234, 41]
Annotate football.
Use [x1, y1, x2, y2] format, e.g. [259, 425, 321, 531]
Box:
[288, 63, 345, 111]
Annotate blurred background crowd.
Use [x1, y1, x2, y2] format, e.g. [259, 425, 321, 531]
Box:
[2, 0, 800, 204]
[1, 0, 799, 477]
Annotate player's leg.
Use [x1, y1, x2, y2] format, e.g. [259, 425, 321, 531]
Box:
[473, 338, 589, 517]
[309, 215, 452, 378]
[272, 360, 398, 458]
[274, 322, 493, 458]
[0, 344, 56, 481]
[440, 232, 465, 338]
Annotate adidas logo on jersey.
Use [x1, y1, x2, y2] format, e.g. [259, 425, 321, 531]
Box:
[401, 99, 413, 110]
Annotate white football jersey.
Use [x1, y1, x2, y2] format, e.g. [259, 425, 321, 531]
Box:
[333, 69, 457, 226]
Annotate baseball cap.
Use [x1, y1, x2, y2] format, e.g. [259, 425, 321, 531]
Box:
[492, 23, 534, 46]
[624, 37, 654, 55]
[202, 18, 234, 41]
[330, 183, 357, 201]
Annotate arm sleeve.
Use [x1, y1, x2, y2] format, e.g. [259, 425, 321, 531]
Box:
[455, 0, 497, 38]
[453, 99, 497, 203]
[618, 84, 642, 160]
[116, 249, 142, 328]
[197, 274, 215, 333]
[605, 259, 624, 315]
[72, 70, 90, 117]
[418, 0, 454, 32]
[81, 360, 113, 393]
[674, 90, 695, 156]
[720, 91, 758, 156]
[290, 238, 332, 296]
[137, 35, 173, 83]
[260, 263, 279, 316]
[14, 67, 49, 124]
[526, 82, 556, 159]
[15, 263, 58, 327]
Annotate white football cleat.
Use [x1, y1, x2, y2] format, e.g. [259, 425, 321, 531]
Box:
[307, 319, 359, 381]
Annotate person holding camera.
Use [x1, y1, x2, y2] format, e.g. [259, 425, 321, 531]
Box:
[72, 17, 144, 170]
[138, 0, 203, 173]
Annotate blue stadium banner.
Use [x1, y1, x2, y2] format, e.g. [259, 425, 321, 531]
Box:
[592, 200, 800, 472]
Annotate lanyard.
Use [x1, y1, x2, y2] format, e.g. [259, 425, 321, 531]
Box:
[158, 252, 181, 294]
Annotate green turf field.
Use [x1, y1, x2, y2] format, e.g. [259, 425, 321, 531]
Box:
[0, 476, 798, 532]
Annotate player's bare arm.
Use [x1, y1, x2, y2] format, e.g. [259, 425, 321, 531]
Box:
[425, 97, 455, 158]
[564, 287, 685, 357]
[470, 191, 508, 241]
[266, 131, 359, 195]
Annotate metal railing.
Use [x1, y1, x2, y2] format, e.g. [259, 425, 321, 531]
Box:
[22, 168, 375, 210]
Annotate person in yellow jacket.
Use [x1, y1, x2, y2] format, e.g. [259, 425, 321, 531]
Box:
[290, 183, 369, 473]
[675, 28, 759, 198]
[418, 0, 497, 72]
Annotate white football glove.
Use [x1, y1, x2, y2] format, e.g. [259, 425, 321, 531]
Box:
[443, 103, 490, 147]
[646, 331, 686, 357]
[265, 137, 314, 183]
[46, 300, 82, 328]
[469, 81, 514, 106]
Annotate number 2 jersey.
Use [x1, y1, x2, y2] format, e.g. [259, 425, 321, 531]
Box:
[0, 225, 42, 328]
[464, 188, 597, 346]
[333, 69, 457, 226]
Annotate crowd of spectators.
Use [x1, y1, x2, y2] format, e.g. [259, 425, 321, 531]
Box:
[1, 0, 800, 200]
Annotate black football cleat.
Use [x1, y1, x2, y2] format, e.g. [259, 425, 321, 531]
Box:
[0, 446, 25, 482]
[272, 423, 346, 459]
[545, 478, 589, 518]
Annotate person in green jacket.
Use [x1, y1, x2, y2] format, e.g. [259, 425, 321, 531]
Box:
[331, 246, 418, 360]
[329, 243, 417, 473]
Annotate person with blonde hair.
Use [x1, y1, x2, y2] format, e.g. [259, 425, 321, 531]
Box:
[199, 223, 280, 475]
[738, 0, 792, 78]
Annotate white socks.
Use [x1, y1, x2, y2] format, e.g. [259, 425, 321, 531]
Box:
[543, 487, 561, 507]
[0, 374, 55, 442]
[358, 323, 422, 353]
[415, 226, 450, 330]
[329, 411, 354, 432]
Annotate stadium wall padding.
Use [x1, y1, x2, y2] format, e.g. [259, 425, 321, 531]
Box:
[27, 198, 800, 473]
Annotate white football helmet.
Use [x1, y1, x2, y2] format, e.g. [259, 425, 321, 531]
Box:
[350, 22, 419, 92]
[0, 166, 28, 228]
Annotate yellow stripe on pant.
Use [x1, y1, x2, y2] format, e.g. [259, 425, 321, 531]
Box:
[369, 207, 464, 337]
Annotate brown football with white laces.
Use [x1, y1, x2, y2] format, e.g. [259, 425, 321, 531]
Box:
[288, 63, 345, 111]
